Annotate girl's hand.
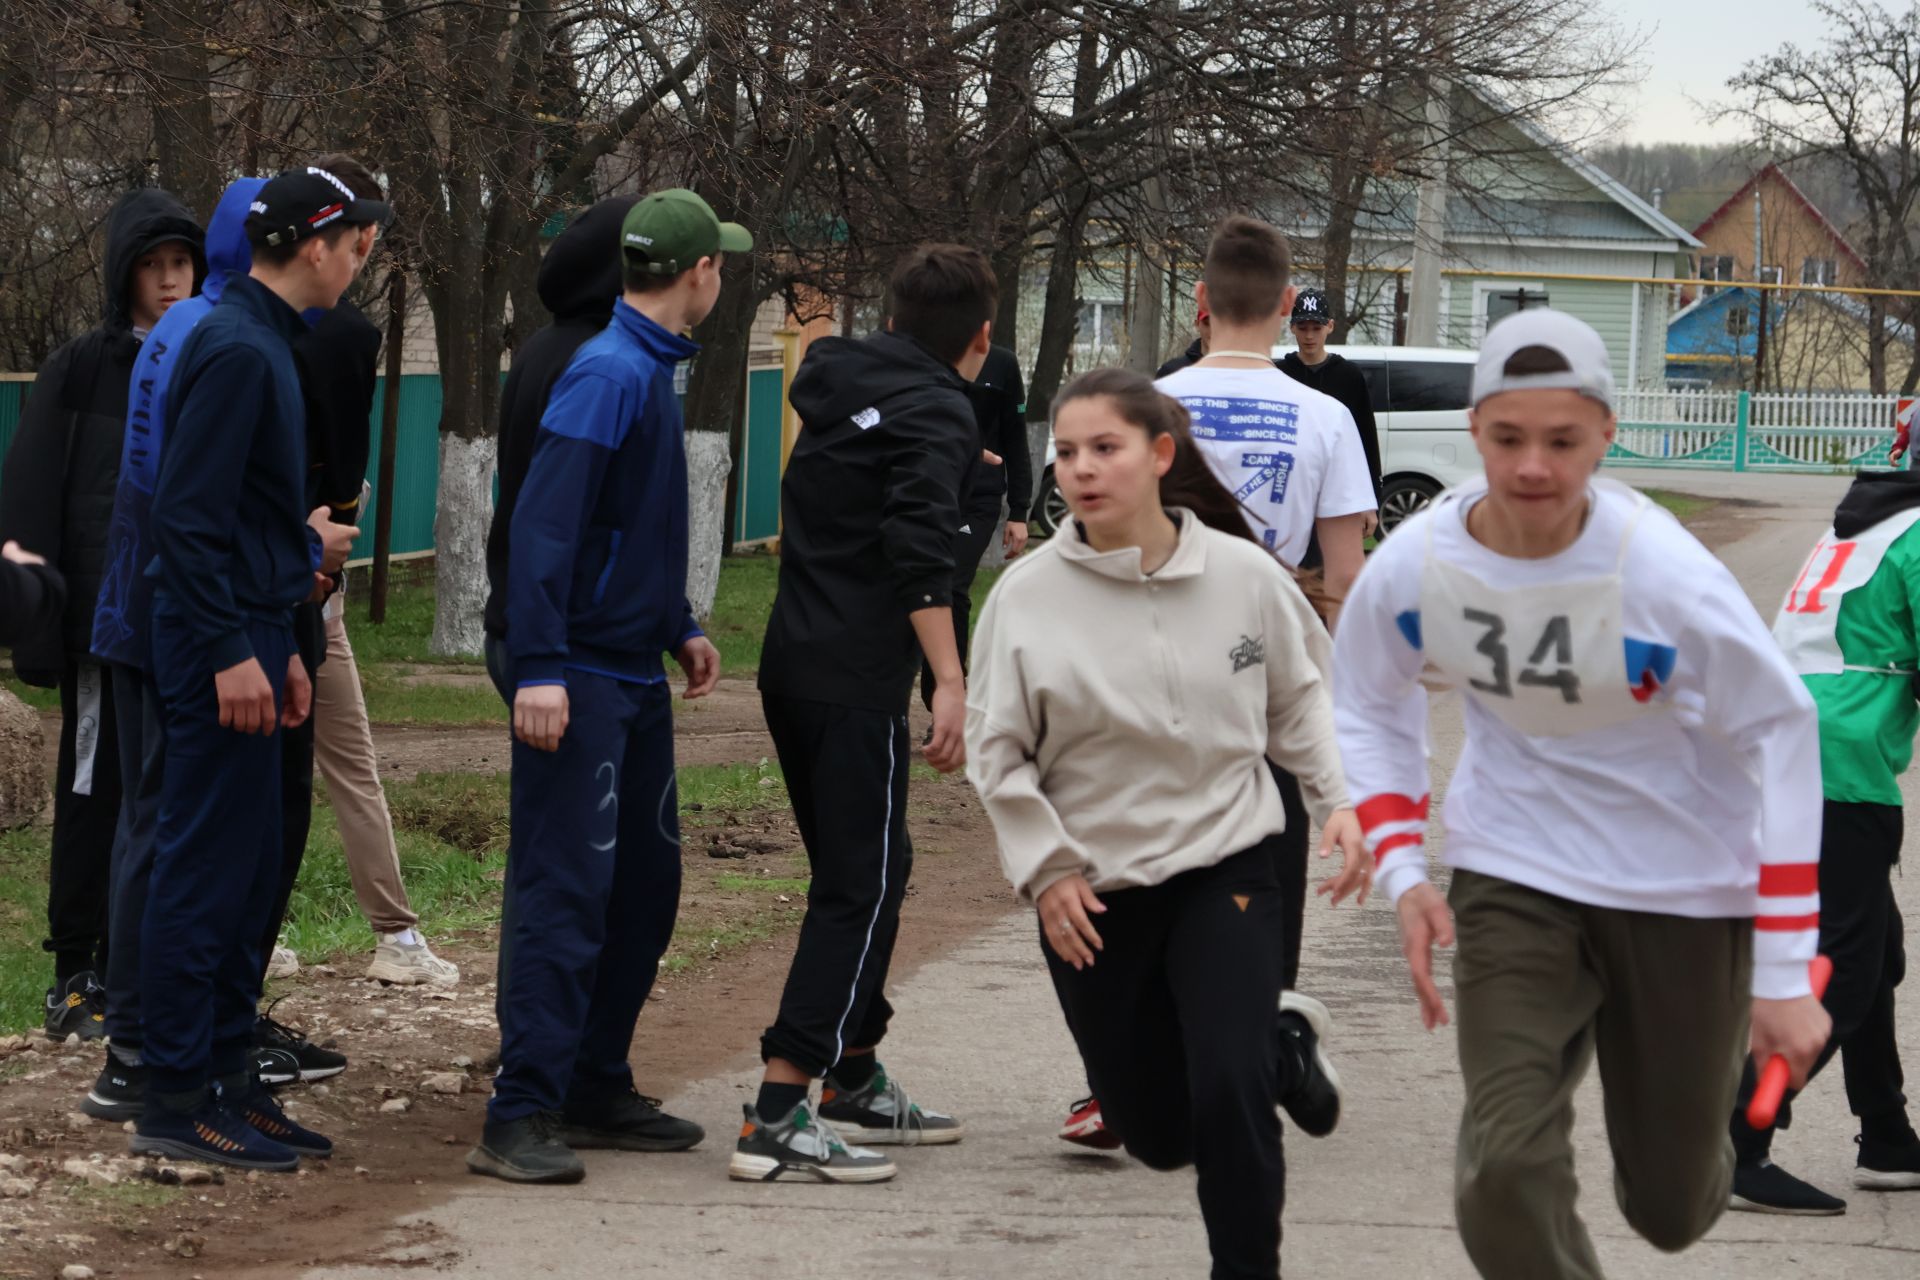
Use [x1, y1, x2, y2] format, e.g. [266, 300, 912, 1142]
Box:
[1314, 807, 1371, 906]
[1037, 874, 1106, 970]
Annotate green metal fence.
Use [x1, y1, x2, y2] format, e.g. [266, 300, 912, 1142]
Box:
[0, 368, 786, 559]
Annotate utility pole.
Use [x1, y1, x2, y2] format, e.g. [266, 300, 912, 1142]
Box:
[1753, 187, 1769, 391]
[1407, 79, 1451, 347]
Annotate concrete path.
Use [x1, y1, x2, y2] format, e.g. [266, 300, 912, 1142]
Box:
[307, 472, 1919, 1279]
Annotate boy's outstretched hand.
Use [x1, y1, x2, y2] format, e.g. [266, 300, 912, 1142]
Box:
[1396, 881, 1455, 1030]
[676, 635, 721, 699]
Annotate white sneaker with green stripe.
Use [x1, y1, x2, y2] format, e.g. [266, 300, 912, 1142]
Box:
[728, 1100, 896, 1183]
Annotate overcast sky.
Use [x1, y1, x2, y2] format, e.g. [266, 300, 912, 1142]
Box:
[1602, 0, 1829, 143]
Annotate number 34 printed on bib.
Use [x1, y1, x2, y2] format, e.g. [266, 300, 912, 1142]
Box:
[1463, 609, 1582, 703]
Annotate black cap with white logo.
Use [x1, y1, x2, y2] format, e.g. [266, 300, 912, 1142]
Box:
[1290, 287, 1332, 325]
[245, 168, 393, 249]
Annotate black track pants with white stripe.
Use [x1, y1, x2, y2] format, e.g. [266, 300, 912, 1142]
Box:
[759, 693, 912, 1078]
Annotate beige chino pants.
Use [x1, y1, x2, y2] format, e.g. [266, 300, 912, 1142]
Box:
[313, 607, 418, 935]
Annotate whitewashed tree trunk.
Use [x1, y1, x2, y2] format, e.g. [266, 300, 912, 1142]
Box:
[685, 431, 732, 620]
[429, 432, 495, 658]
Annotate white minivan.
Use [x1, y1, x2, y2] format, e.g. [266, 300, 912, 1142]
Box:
[1029, 344, 1480, 537]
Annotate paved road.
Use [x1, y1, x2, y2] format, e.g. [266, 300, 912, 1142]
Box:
[307, 471, 1918, 1279]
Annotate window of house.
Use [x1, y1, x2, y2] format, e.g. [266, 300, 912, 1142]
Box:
[1758, 265, 1784, 285]
[1801, 257, 1837, 286]
[1698, 255, 1736, 283]
[1726, 305, 1751, 337]
[1074, 300, 1129, 351]
[1485, 287, 1550, 326]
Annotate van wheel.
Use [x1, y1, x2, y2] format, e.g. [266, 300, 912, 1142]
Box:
[1379, 476, 1442, 535]
[1031, 466, 1068, 538]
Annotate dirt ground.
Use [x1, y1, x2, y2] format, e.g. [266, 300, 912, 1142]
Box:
[0, 678, 1015, 1280]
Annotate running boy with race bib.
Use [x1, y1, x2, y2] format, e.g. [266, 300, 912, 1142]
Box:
[1333, 309, 1831, 1277]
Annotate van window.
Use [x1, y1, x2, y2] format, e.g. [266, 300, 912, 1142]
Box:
[1349, 360, 1390, 414]
[1388, 361, 1472, 412]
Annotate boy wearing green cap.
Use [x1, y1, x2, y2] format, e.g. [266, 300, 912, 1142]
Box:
[469, 189, 747, 1184]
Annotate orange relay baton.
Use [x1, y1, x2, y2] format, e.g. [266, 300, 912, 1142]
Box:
[1746, 954, 1833, 1130]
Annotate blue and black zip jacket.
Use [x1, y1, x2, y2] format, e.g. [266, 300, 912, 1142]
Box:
[92, 177, 265, 671]
[149, 273, 318, 670]
[507, 300, 703, 688]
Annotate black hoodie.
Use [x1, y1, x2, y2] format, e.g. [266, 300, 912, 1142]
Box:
[759, 331, 977, 712]
[483, 196, 639, 641]
[1833, 469, 1920, 538]
[0, 188, 205, 681]
[1278, 350, 1383, 504]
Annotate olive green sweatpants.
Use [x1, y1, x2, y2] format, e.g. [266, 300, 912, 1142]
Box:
[1449, 869, 1752, 1279]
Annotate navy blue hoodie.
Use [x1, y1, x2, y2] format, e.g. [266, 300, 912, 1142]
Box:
[93, 178, 264, 670]
[149, 272, 317, 671]
[507, 299, 702, 687]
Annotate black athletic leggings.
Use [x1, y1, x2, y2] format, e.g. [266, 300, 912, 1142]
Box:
[1046, 841, 1291, 1280]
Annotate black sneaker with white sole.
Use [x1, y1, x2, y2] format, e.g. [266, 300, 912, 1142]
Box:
[729, 1101, 897, 1183]
[254, 1007, 346, 1083]
[467, 1111, 585, 1184]
[818, 1062, 963, 1145]
[1855, 1132, 1920, 1190]
[1730, 1158, 1847, 1214]
[80, 1050, 146, 1123]
[558, 1089, 704, 1152]
[1277, 991, 1342, 1138]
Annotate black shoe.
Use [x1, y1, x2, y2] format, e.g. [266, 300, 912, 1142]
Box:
[1730, 1158, 1847, 1214]
[1276, 992, 1342, 1138]
[559, 1089, 704, 1152]
[226, 1080, 333, 1158]
[44, 972, 106, 1042]
[255, 1005, 347, 1083]
[467, 1111, 585, 1184]
[80, 1050, 146, 1123]
[1856, 1131, 1920, 1190]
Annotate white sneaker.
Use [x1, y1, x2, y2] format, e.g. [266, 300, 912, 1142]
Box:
[266, 945, 300, 981]
[366, 938, 460, 987]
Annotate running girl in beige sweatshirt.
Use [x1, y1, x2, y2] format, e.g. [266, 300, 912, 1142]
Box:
[965, 368, 1367, 1280]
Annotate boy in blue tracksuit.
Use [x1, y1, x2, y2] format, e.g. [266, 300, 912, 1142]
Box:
[82, 176, 264, 1123]
[469, 189, 748, 1184]
[129, 169, 385, 1172]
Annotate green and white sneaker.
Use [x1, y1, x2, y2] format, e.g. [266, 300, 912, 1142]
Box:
[818, 1062, 964, 1146]
[728, 1101, 896, 1183]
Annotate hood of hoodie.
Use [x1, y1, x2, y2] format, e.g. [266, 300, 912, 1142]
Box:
[1834, 469, 1920, 538]
[102, 188, 208, 331]
[201, 178, 266, 306]
[790, 331, 968, 428]
[538, 196, 640, 323]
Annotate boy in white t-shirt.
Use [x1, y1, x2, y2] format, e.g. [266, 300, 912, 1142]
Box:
[1334, 309, 1831, 1277]
[1154, 217, 1375, 603]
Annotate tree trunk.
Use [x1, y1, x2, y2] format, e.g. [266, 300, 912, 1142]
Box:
[138, 0, 219, 217]
[1870, 293, 1890, 395]
[683, 269, 766, 618]
[1028, 199, 1092, 423]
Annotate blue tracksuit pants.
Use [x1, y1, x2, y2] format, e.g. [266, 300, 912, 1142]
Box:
[141, 598, 292, 1099]
[490, 672, 682, 1122]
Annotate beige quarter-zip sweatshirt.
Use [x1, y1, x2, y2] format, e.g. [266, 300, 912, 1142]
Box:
[965, 511, 1350, 903]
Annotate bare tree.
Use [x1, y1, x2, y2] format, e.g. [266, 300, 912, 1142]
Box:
[1723, 0, 1920, 393]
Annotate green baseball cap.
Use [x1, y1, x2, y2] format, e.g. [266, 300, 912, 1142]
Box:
[621, 188, 753, 275]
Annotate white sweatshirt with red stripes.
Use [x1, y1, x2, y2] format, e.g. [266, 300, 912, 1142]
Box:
[1332, 483, 1824, 1000]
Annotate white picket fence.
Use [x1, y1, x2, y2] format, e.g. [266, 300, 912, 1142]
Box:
[1611, 388, 1903, 470]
